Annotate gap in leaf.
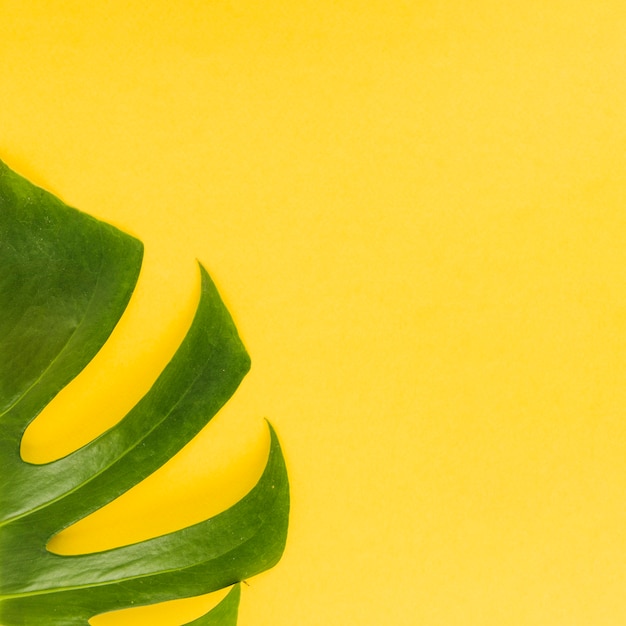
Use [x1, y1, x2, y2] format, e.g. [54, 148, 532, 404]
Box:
[48, 408, 269, 555]
[89, 585, 233, 626]
[21, 256, 200, 464]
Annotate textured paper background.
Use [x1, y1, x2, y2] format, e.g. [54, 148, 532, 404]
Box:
[3, 2, 626, 624]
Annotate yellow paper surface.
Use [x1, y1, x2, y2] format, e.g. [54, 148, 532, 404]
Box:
[3, 1, 626, 624]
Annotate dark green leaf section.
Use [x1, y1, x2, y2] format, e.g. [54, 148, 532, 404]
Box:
[184, 585, 240, 626]
[0, 160, 143, 442]
[0, 161, 290, 625]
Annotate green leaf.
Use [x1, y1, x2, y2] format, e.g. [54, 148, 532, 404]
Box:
[0, 160, 289, 625]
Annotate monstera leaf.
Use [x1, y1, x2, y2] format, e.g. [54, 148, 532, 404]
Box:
[0, 160, 289, 625]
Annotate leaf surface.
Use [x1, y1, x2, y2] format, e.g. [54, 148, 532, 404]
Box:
[0, 161, 289, 625]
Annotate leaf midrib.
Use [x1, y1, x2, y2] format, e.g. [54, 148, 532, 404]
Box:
[0, 486, 278, 602]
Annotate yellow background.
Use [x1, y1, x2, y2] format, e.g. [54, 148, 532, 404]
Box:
[3, 1, 626, 624]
